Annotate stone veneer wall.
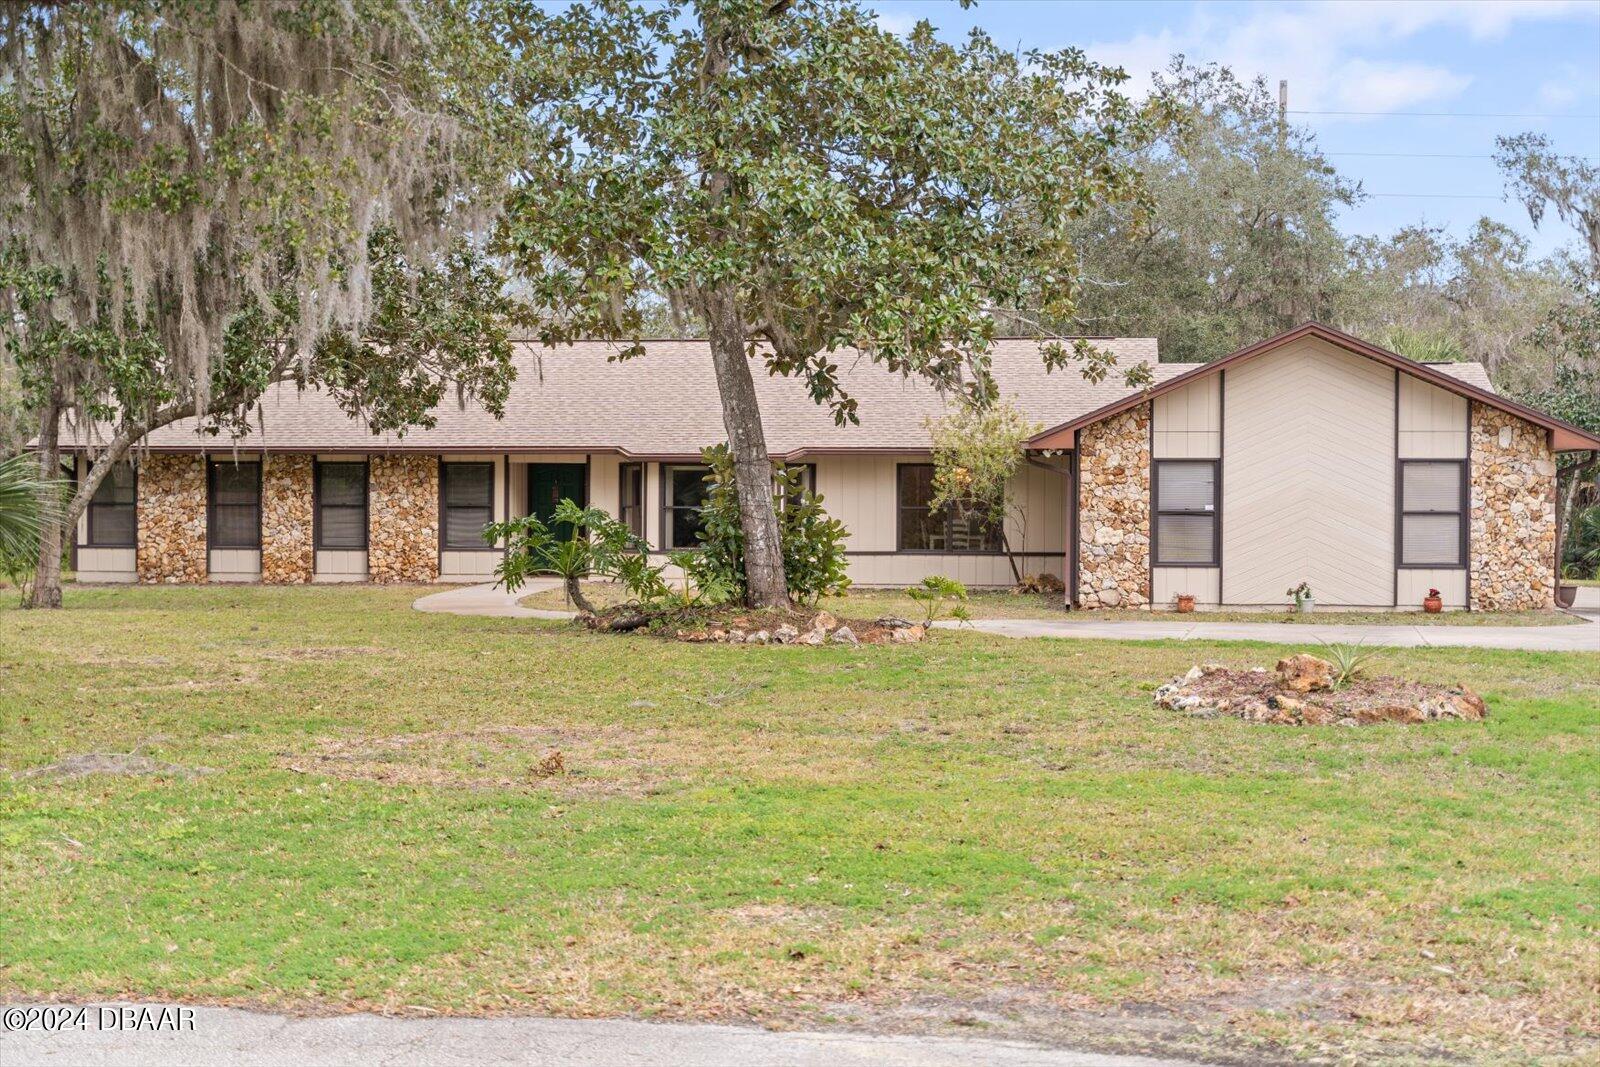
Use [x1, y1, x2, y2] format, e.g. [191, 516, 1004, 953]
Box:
[368, 454, 439, 583]
[1469, 403, 1557, 611]
[261, 454, 314, 584]
[137, 454, 207, 583]
[1077, 403, 1151, 609]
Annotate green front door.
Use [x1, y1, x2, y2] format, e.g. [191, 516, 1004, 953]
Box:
[527, 463, 588, 541]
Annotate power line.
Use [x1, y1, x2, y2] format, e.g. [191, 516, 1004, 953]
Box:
[1356, 191, 1504, 199]
[1290, 108, 1600, 119]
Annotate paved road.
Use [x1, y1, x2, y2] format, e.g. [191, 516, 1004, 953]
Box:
[415, 583, 1600, 651]
[1, 1005, 1198, 1067]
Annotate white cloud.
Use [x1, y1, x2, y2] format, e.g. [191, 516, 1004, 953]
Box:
[1084, 0, 1596, 116]
[1331, 59, 1472, 113]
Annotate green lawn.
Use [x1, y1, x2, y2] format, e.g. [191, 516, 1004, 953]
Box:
[3, 586, 1598, 1063]
[524, 581, 1582, 626]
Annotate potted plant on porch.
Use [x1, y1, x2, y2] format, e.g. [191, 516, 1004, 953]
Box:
[1423, 588, 1443, 613]
[1175, 592, 1196, 613]
[1287, 581, 1314, 614]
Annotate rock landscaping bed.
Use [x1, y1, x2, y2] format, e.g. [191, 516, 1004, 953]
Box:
[1156, 653, 1487, 726]
[586, 605, 929, 645]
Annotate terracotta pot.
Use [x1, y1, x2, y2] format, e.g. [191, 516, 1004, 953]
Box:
[1423, 595, 1443, 614]
[1175, 594, 1196, 613]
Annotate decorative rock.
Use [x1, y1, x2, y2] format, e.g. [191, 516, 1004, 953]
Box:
[260, 454, 314, 585]
[811, 611, 839, 631]
[1276, 654, 1334, 693]
[874, 616, 916, 630]
[772, 624, 799, 644]
[1268, 694, 1304, 712]
[137, 454, 207, 584]
[747, 629, 771, 645]
[1076, 403, 1151, 610]
[889, 624, 926, 643]
[1470, 405, 1556, 611]
[830, 626, 859, 645]
[795, 628, 825, 646]
[369, 455, 439, 583]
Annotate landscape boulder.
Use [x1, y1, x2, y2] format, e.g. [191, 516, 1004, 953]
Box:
[1276, 653, 1334, 693]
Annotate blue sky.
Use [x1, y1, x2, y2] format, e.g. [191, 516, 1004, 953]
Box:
[871, 0, 1600, 259]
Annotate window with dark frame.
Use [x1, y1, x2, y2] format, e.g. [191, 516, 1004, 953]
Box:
[1399, 460, 1467, 566]
[1152, 460, 1219, 566]
[207, 459, 261, 549]
[87, 461, 137, 547]
[661, 465, 710, 550]
[441, 462, 495, 550]
[618, 462, 645, 539]
[777, 462, 817, 512]
[315, 462, 368, 549]
[895, 464, 1003, 553]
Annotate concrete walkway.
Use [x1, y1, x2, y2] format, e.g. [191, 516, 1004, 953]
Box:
[947, 614, 1600, 652]
[413, 579, 570, 620]
[415, 583, 1600, 652]
[0, 1004, 1197, 1067]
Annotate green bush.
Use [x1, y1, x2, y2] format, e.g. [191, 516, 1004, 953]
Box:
[487, 500, 665, 613]
[691, 444, 851, 606]
[905, 575, 971, 625]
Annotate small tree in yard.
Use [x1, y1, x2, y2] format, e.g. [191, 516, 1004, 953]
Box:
[502, 0, 1172, 609]
[1, 2, 532, 607]
[926, 399, 1040, 584]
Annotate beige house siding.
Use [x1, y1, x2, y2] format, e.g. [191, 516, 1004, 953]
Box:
[1221, 337, 1396, 606]
[1398, 375, 1469, 459]
[314, 550, 369, 582]
[1397, 568, 1467, 610]
[208, 548, 261, 582]
[1396, 375, 1468, 608]
[1153, 375, 1221, 458]
[1152, 376, 1221, 609]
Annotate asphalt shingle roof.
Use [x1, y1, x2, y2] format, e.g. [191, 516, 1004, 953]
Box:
[63, 337, 1497, 457]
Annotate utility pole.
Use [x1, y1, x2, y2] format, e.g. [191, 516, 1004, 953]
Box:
[1278, 79, 1288, 149]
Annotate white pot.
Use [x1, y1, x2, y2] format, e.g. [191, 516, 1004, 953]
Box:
[1297, 598, 1315, 614]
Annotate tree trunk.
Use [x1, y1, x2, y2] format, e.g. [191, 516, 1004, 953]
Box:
[704, 285, 789, 609]
[25, 396, 64, 609]
[999, 526, 1022, 585]
[565, 573, 597, 616]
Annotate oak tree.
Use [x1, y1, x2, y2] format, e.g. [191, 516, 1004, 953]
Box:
[502, 0, 1169, 607]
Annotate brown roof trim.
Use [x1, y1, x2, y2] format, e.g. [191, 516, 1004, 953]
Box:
[58, 441, 936, 462]
[1026, 321, 1600, 453]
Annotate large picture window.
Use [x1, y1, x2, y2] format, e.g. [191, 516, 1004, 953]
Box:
[1152, 460, 1219, 566]
[87, 461, 136, 547]
[207, 459, 261, 549]
[661, 465, 710, 550]
[315, 461, 368, 549]
[619, 462, 645, 539]
[896, 464, 1003, 553]
[1399, 460, 1467, 566]
[441, 462, 495, 550]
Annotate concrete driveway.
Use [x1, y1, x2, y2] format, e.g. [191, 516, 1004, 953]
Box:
[1, 1005, 1199, 1067]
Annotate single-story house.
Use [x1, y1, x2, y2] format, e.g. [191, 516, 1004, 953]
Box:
[63, 322, 1600, 611]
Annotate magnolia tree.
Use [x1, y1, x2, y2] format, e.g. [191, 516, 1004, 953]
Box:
[502, 0, 1170, 608]
[0, 1, 532, 606]
[926, 399, 1040, 584]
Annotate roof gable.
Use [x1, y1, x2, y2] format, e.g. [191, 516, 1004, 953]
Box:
[1027, 322, 1600, 453]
